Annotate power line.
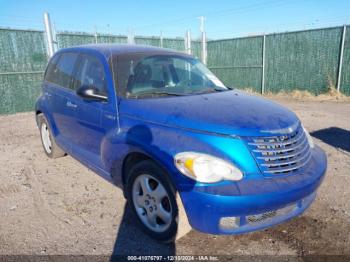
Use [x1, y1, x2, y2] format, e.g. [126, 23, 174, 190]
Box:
[135, 0, 287, 30]
[211, 16, 350, 39]
[221, 15, 349, 33]
[201, 0, 286, 18]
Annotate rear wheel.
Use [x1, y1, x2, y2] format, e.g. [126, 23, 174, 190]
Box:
[38, 114, 65, 158]
[126, 160, 178, 242]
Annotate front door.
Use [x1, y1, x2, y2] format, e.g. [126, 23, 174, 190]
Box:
[69, 52, 117, 167]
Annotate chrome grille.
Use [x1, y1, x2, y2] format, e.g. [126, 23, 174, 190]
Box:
[246, 126, 312, 174]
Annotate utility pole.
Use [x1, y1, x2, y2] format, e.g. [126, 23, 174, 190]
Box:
[43, 12, 55, 57]
[198, 16, 207, 64]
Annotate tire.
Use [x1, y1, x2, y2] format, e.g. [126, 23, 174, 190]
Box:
[37, 114, 65, 159]
[126, 160, 178, 242]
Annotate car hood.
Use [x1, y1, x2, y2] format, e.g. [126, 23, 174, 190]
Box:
[119, 90, 300, 137]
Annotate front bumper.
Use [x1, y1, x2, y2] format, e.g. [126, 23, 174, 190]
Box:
[179, 145, 327, 234]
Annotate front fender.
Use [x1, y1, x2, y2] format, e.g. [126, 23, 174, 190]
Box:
[101, 116, 260, 190]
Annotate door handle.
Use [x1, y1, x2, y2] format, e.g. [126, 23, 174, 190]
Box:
[104, 114, 116, 120]
[66, 101, 77, 108]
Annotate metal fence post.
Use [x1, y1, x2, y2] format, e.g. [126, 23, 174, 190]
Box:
[160, 31, 163, 47]
[202, 31, 207, 64]
[261, 34, 266, 94]
[337, 25, 347, 92]
[43, 12, 55, 57]
[185, 30, 191, 55]
[51, 22, 58, 51]
[94, 26, 98, 44]
[127, 28, 135, 44]
[199, 16, 207, 64]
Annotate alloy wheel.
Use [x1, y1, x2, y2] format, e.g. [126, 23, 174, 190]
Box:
[132, 174, 172, 233]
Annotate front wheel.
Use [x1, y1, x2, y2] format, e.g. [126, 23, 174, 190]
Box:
[126, 160, 178, 242]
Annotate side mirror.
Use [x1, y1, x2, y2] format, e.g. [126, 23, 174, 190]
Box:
[76, 85, 107, 102]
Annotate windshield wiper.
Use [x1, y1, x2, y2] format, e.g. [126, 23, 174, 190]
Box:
[189, 87, 230, 95]
[212, 87, 228, 92]
[128, 91, 185, 98]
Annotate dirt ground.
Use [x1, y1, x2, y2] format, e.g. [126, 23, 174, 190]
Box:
[0, 96, 349, 259]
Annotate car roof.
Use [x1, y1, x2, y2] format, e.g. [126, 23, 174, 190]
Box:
[57, 44, 191, 58]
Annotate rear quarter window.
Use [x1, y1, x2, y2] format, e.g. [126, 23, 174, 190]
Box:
[45, 54, 59, 83]
[45, 52, 79, 90]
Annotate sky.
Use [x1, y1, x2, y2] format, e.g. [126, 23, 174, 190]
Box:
[1, 0, 350, 40]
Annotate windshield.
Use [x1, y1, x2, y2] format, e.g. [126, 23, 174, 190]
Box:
[111, 52, 229, 98]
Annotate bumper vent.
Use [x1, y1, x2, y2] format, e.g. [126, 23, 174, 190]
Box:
[246, 125, 312, 174]
[246, 204, 297, 224]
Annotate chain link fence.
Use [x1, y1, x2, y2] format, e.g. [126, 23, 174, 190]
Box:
[0, 28, 47, 114]
[208, 36, 263, 93]
[207, 25, 350, 96]
[0, 25, 349, 114]
[0, 28, 201, 114]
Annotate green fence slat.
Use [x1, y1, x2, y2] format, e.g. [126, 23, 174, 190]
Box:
[162, 38, 185, 51]
[190, 41, 201, 59]
[56, 32, 128, 48]
[265, 27, 342, 95]
[207, 36, 263, 92]
[0, 29, 189, 114]
[0, 28, 47, 114]
[95, 34, 128, 44]
[56, 32, 95, 48]
[135, 36, 161, 47]
[0, 28, 48, 73]
[1, 26, 350, 114]
[0, 73, 43, 114]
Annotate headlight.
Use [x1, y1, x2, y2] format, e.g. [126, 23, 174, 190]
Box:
[174, 152, 243, 183]
[303, 126, 314, 148]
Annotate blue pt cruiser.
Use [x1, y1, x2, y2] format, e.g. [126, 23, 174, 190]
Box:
[35, 44, 327, 242]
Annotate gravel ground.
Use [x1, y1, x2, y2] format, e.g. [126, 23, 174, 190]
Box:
[0, 96, 349, 259]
